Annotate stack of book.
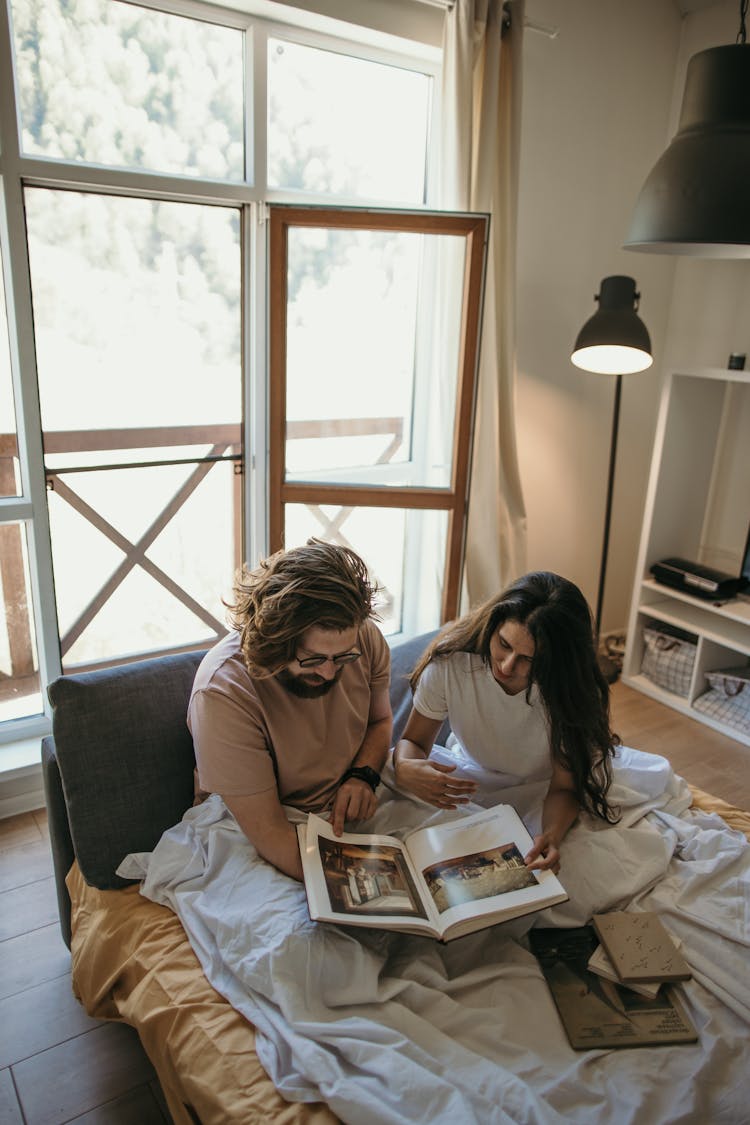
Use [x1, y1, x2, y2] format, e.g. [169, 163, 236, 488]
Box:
[588, 911, 691, 998]
[529, 912, 697, 1050]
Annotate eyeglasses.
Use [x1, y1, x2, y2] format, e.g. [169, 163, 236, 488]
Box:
[296, 649, 362, 669]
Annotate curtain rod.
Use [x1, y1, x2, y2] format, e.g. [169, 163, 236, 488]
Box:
[412, 0, 558, 39]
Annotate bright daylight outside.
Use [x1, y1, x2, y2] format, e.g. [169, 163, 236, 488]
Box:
[282, 225, 463, 635]
[0, 0, 443, 729]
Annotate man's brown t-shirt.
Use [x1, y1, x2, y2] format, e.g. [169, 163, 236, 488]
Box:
[188, 619, 390, 813]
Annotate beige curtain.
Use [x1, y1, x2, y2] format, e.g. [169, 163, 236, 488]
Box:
[440, 0, 527, 608]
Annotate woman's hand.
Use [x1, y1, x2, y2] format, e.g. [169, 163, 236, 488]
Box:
[395, 757, 477, 809]
[524, 831, 561, 874]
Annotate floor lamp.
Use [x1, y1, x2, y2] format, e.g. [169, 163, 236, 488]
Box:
[571, 276, 653, 682]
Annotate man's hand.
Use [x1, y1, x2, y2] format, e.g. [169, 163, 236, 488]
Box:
[524, 831, 561, 874]
[331, 777, 378, 836]
[394, 757, 477, 809]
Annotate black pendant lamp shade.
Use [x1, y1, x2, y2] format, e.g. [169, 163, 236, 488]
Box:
[571, 276, 652, 374]
[625, 43, 750, 256]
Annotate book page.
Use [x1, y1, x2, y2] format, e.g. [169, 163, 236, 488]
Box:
[299, 814, 441, 931]
[403, 805, 566, 933]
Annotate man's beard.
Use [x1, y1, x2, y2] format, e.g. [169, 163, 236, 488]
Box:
[276, 667, 343, 698]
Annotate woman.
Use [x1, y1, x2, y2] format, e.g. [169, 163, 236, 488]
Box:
[393, 571, 619, 875]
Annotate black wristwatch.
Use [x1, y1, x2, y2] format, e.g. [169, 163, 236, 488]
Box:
[340, 765, 381, 793]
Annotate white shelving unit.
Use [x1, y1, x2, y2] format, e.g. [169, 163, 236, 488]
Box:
[622, 367, 750, 747]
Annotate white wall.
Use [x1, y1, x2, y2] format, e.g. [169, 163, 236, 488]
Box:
[515, 0, 748, 636]
[515, 0, 680, 635]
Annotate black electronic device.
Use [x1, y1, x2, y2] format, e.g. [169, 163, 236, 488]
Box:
[651, 551, 748, 601]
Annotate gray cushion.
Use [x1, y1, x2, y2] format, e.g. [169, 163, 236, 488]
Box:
[389, 630, 449, 746]
[48, 650, 206, 891]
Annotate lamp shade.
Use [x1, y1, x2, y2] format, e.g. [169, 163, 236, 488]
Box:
[625, 44, 750, 256]
[571, 276, 652, 374]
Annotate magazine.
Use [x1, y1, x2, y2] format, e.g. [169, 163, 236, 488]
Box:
[530, 926, 698, 1049]
[296, 804, 568, 942]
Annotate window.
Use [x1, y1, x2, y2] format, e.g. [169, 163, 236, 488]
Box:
[0, 0, 466, 743]
[25, 187, 242, 671]
[269, 206, 487, 634]
[11, 0, 245, 179]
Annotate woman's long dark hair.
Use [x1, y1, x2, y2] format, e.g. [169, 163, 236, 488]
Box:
[411, 572, 620, 823]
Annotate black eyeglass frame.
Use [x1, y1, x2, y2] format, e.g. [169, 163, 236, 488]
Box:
[296, 649, 362, 669]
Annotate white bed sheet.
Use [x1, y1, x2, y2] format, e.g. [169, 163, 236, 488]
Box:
[118, 746, 750, 1125]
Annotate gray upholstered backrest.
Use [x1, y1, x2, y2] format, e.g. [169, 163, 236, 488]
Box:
[48, 650, 206, 893]
[44, 630, 443, 945]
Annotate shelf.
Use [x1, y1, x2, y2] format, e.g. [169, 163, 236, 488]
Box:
[639, 587, 750, 656]
[622, 673, 692, 713]
[641, 579, 750, 628]
[624, 366, 750, 748]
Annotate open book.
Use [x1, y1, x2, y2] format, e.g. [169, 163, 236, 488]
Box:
[297, 804, 568, 942]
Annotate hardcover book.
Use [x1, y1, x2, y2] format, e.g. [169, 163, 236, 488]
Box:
[297, 805, 568, 942]
[591, 911, 692, 983]
[529, 926, 698, 1050]
[587, 931, 685, 999]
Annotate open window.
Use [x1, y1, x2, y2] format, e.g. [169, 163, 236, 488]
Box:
[268, 205, 488, 636]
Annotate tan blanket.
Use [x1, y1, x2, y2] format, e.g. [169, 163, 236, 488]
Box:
[67, 864, 338, 1125]
[67, 788, 750, 1125]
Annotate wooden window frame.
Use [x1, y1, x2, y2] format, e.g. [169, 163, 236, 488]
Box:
[268, 204, 488, 623]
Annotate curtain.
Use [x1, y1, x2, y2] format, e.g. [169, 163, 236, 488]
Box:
[440, 0, 527, 609]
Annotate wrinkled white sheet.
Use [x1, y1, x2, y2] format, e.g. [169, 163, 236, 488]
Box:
[119, 746, 750, 1125]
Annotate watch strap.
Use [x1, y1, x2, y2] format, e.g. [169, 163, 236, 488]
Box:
[340, 765, 381, 793]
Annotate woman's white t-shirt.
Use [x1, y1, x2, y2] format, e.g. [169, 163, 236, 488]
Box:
[413, 651, 552, 790]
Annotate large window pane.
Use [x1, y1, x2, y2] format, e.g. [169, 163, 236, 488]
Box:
[25, 189, 241, 439]
[25, 188, 242, 669]
[268, 38, 431, 203]
[0, 521, 41, 721]
[10, 0, 244, 180]
[47, 460, 237, 669]
[0, 242, 20, 498]
[285, 227, 464, 488]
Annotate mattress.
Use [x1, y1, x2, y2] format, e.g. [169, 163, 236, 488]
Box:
[67, 786, 750, 1125]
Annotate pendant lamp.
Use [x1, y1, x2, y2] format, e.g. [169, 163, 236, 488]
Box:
[625, 1, 750, 256]
[571, 277, 653, 681]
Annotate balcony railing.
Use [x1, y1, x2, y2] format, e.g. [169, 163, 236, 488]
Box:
[1, 416, 403, 713]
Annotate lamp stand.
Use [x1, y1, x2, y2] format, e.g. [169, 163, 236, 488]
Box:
[595, 373, 622, 684]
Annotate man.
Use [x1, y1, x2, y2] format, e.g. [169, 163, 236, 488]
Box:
[189, 539, 392, 881]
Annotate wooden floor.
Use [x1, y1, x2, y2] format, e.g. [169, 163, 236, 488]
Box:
[0, 681, 748, 1124]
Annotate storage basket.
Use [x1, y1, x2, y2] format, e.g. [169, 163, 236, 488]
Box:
[693, 665, 750, 736]
[640, 623, 697, 697]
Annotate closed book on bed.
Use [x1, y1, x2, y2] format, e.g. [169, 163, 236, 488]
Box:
[591, 911, 692, 983]
[530, 926, 698, 1050]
